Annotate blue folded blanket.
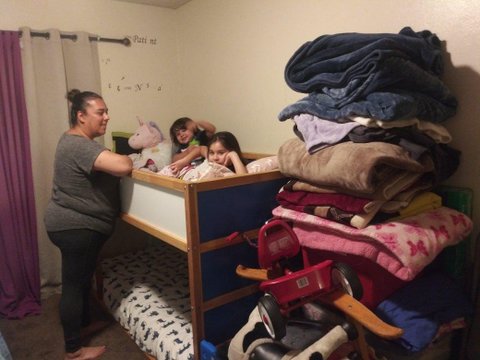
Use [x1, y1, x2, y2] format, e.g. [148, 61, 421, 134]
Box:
[285, 26, 443, 93]
[278, 89, 457, 123]
[280, 27, 457, 123]
[374, 271, 473, 353]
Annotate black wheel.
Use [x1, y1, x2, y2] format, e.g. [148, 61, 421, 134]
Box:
[331, 262, 363, 300]
[257, 295, 286, 340]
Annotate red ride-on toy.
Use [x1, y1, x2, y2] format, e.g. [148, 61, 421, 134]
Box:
[258, 259, 363, 340]
[249, 219, 362, 340]
[235, 219, 402, 359]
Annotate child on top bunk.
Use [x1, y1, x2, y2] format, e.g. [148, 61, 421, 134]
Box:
[159, 131, 247, 179]
[207, 131, 247, 174]
[168, 117, 216, 174]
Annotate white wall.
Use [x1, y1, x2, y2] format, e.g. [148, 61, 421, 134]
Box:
[175, 0, 480, 241]
[0, 0, 181, 147]
[2, 0, 480, 237]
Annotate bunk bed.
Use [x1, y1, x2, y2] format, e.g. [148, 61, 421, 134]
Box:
[96, 157, 287, 360]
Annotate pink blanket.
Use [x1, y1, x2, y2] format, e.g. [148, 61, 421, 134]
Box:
[272, 206, 472, 281]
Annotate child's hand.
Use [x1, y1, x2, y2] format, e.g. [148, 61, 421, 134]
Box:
[225, 151, 247, 174]
[169, 158, 189, 175]
[186, 120, 199, 133]
[225, 151, 239, 165]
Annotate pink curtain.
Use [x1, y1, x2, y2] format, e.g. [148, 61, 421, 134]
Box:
[0, 30, 41, 319]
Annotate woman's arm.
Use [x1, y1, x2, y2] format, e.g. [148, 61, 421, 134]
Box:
[94, 150, 133, 177]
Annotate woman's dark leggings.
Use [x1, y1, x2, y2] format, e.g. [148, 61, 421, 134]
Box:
[48, 229, 108, 353]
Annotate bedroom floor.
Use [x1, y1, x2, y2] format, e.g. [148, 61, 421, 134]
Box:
[0, 293, 147, 360]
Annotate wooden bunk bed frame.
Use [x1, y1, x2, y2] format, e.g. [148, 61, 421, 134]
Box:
[117, 154, 287, 359]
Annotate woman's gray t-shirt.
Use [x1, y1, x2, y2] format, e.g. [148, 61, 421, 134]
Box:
[44, 133, 120, 235]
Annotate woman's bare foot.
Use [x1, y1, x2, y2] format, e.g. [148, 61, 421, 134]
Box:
[65, 346, 106, 359]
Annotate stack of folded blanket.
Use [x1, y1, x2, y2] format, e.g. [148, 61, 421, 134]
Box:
[274, 27, 473, 357]
[277, 26, 461, 229]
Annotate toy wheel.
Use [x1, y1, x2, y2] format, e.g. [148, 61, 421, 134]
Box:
[257, 294, 286, 340]
[331, 262, 363, 300]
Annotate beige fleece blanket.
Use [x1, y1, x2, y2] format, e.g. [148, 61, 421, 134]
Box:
[278, 138, 432, 196]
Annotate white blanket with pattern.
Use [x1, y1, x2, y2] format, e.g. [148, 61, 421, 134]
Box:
[101, 242, 193, 360]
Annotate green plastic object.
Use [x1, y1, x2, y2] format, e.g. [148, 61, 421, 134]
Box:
[434, 186, 473, 280]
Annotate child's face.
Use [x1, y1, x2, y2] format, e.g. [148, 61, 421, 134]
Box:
[208, 141, 230, 166]
[175, 120, 197, 145]
[175, 127, 195, 145]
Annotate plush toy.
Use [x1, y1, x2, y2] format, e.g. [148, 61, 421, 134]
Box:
[128, 118, 172, 172]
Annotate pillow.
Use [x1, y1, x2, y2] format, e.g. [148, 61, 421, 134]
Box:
[157, 160, 234, 181]
[246, 156, 279, 173]
[182, 160, 234, 181]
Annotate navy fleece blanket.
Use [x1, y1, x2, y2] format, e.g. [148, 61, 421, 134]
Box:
[374, 271, 473, 353]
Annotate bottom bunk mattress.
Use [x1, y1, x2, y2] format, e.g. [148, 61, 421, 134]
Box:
[100, 242, 193, 360]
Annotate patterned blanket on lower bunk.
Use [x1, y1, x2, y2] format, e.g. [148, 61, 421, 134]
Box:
[100, 242, 193, 360]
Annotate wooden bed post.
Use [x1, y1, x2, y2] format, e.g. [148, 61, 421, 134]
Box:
[184, 182, 204, 359]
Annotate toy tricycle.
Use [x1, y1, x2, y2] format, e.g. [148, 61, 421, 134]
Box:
[234, 218, 403, 359]
[258, 259, 363, 340]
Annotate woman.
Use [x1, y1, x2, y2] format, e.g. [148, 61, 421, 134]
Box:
[44, 89, 133, 359]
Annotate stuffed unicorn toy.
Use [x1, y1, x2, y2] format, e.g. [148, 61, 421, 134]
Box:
[128, 118, 172, 172]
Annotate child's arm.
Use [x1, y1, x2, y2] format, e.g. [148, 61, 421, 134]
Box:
[169, 145, 207, 174]
[194, 120, 216, 138]
[171, 141, 203, 162]
[171, 149, 187, 162]
[227, 151, 247, 175]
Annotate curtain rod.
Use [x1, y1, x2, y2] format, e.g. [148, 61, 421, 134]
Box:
[19, 31, 131, 47]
